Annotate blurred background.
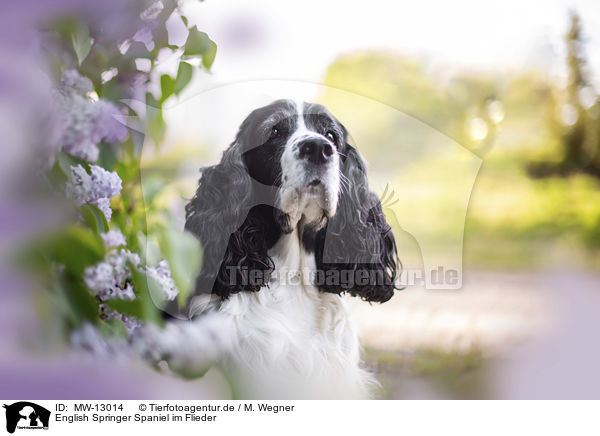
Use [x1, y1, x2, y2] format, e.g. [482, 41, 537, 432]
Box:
[152, 0, 600, 399]
[2, 0, 600, 399]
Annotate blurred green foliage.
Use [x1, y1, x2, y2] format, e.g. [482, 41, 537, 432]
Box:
[320, 12, 600, 267]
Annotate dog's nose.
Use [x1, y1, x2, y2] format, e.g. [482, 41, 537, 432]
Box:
[297, 138, 334, 164]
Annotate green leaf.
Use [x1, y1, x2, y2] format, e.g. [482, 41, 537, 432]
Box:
[58, 271, 99, 326]
[201, 42, 217, 70]
[180, 14, 189, 27]
[183, 26, 217, 69]
[98, 317, 129, 338]
[174, 62, 193, 95]
[104, 298, 143, 320]
[125, 41, 152, 59]
[57, 151, 85, 175]
[96, 143, 119, 171]
[157, 225, 202, 307]
[100, 76, 126, 103]
[70, 21, 92, 65]
[48, 159, 68, 189]
[137, 232, 162, 268]
[148, 111, 167, 145]
[80, 204, 108, 234]
[129, 265, 164, 325]
[145, 92, 167, 145]
[151, 23, 169, 52]
[145, 91, 161, 110]
[44, 226, 105, 275]
[160, 74, 175, 102]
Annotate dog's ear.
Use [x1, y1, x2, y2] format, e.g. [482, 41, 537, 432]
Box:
[184, 141, 274, 301]
[314, 144, 399, 302]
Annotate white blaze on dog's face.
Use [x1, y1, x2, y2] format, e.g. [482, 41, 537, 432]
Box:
[279, 101, 342, 228]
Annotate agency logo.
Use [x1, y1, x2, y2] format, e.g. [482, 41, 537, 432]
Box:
[2, 402, 50, 434]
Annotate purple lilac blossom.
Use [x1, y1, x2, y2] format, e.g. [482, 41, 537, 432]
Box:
[99, 304, 142, 335]
[54, 70, 127, 161]
[146, 259, 179, 301]
[131, 313, 237, 378]
[94, 99, 128, 143]
[60, 69, 93, 94]
[69, 323, 132, 358]
[94, 198, 113, 222]
[101, 229, 127, 247]
[84, 245, 178, 309]
[83, 248, 140, 301]
[65, 164, 122, 221]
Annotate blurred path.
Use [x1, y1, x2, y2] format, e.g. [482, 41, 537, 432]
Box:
[350, 271, 551, 354]
[351, 269, 600, 399]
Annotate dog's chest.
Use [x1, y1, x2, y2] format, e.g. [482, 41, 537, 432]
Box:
[218, 232, 369, 398]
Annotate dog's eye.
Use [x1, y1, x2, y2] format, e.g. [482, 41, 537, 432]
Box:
[270, 126, 281, 138]
[326, 131, 337, 142]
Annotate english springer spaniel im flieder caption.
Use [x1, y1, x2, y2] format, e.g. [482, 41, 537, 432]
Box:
[142, 99, 400, 399]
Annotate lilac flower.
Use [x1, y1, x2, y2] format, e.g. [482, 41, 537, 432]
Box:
[119, 313, 142, 335]
[85, 241, 178, 319]
[146, 260, 179, 301]
[131, 313, 236, 378]
[54, 91, 102, 161]
[54, 70, 127, 161]
[83, 249, 140, 301]
[70, 323, 113, 356]
[70, 323, 132, 358]
[94, 99, 128, 144]
[101, 229, 127, 247]
[61, 69, 93, 94]
[94, 198, 113, 222]
[88, 165, 122, 199]
[66, 164, 122, 221]
[99, 304, 142, 335]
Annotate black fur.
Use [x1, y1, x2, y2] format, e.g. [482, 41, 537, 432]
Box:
[184, 143, 282, 299]
[184, 100, 399, 303]
[184, 101, 296, 299]
[310, 145, 399, 302]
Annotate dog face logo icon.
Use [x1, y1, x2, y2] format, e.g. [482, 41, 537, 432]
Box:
[3, 402, 50, 433]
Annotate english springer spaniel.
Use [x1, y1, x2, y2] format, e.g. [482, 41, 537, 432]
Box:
[153, 99, 399, 399]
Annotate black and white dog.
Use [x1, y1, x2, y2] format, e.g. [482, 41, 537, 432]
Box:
[151, 100, 399, 398]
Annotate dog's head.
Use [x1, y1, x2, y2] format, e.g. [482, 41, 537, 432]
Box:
[185, 99, 399, 302]
[240, 99, 343, 229]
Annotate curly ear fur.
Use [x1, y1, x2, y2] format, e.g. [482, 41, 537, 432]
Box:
[184, 142, 275, 300]
[314, 145, 399, 302]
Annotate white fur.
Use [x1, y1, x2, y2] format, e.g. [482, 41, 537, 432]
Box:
[214, 228, 376, 399]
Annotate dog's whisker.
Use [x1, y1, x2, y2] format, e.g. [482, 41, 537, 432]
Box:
[339, 170, 351, 193]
